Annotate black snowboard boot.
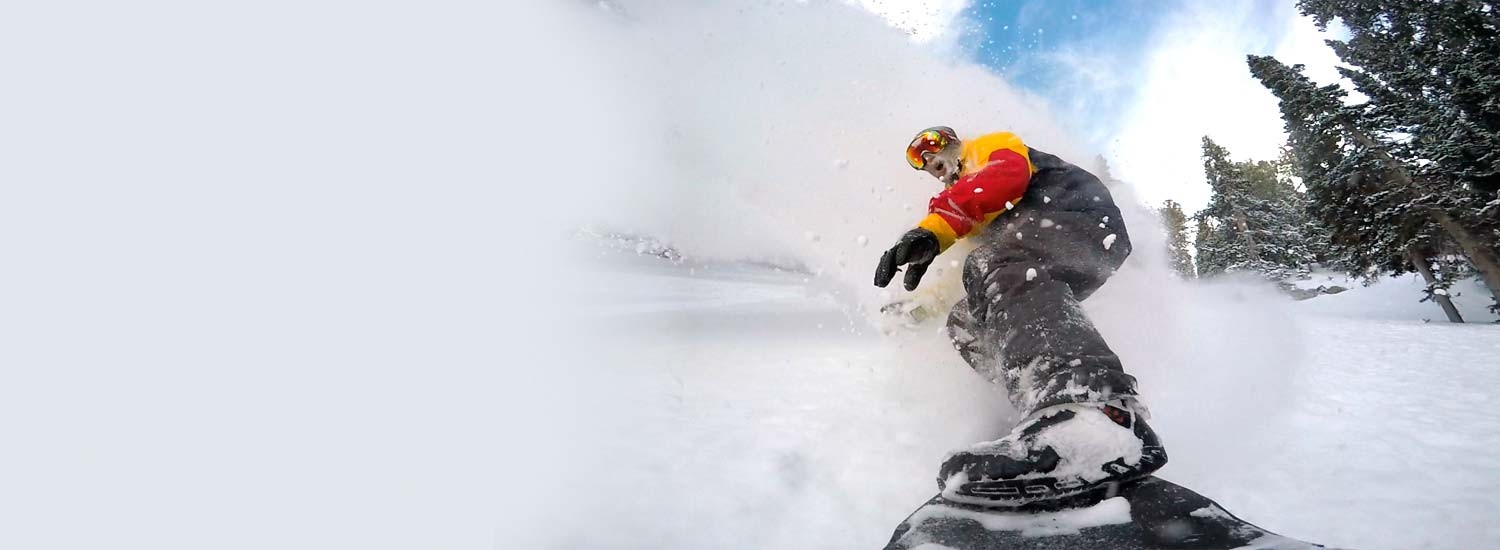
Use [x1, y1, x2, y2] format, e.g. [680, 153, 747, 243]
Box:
[937, 402, 1167, 507]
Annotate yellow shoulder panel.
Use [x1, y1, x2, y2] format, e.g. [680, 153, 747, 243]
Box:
[959, 132, 1034, 177]
[916, 213, 958, 251]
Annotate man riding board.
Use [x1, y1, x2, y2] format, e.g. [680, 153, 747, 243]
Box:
[875, 127, 1167, 507]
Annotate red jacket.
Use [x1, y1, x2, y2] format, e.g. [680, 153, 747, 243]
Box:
[915, 132, 1035, 251]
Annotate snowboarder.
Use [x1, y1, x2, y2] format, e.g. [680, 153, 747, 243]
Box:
[874, 127, 1167, 507]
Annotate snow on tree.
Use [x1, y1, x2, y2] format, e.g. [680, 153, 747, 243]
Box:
[1291, 0, 1500, 315]
[1247, 55, 1474, 321]
[1192, 136, 1319, 282]
[1298, 0, 1500, 196]
[1157, 200, 1196, 279]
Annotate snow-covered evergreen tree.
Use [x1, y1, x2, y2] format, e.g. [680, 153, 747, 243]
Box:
[1192, 136, 1318, 281]
[1248, 55, 1472, 321]
[1292, 0, 1500, 314]
[1299, 0, 1500, 196]
[1194, 216, 1230, 278]
[1157, 200, 1195, 279]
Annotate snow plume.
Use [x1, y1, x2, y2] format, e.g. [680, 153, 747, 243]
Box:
[567, 0, 1090, 302]
[1080, 185, 1305, 488]
[572, 0, 1305, 500]
[852, 0, 973, 43]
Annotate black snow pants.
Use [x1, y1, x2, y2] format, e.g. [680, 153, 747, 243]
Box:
[946, 149, 1138, 418]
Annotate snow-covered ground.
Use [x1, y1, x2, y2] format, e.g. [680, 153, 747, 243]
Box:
[1291, 270, 1499, 323]
[563, 240, 1500, 550]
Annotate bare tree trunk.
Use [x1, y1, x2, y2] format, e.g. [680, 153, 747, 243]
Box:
[1429, 209, 1500, 309]
[1407, 245, 1465, 323]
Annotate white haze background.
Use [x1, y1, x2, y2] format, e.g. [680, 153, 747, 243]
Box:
[7, 1, 1477, 549]
[3, 1, 586, 548]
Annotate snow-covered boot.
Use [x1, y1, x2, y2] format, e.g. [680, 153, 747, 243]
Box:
[937, 402, 1166, 507]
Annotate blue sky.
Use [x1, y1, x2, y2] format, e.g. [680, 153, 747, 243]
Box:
[955, 1, 1306, 148]
[954, 0, 1172, 148]
[959, 0, 1163, 86]
[861, 0, 1347, 212]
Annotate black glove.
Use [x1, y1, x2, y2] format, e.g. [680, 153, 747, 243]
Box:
[874, 228, 941, 291]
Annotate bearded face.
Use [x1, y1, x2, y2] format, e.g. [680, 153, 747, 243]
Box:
[921, 146, 962, 186]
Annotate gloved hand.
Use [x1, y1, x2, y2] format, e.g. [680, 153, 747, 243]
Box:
[874, 228, 941, 291]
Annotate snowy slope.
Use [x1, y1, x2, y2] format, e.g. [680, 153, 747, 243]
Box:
[1186, 316, 1500, 549]
[1292, 271, 1499, 324]
[564, 240, 1500, 550]
[565, 243, 1010, 549]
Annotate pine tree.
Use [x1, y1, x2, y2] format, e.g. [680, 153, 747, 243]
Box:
[1247, 55, 1469, 321]
[1198, 137, 1258, 270]
[1192, 136, 1318, 281]
[1194, 216, 1230, 278]
[1091, 154, 1119, 187]
[1298, 0, 1500, 195]
[1294, 0, 1500, 313]
[1158, 200, 1195, 279]
[1275, 146, 1339, 268]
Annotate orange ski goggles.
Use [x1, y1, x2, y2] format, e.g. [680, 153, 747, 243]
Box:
[906, 127, 956, 170]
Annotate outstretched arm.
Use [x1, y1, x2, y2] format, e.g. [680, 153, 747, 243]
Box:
[875, 146, 1032, 291]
